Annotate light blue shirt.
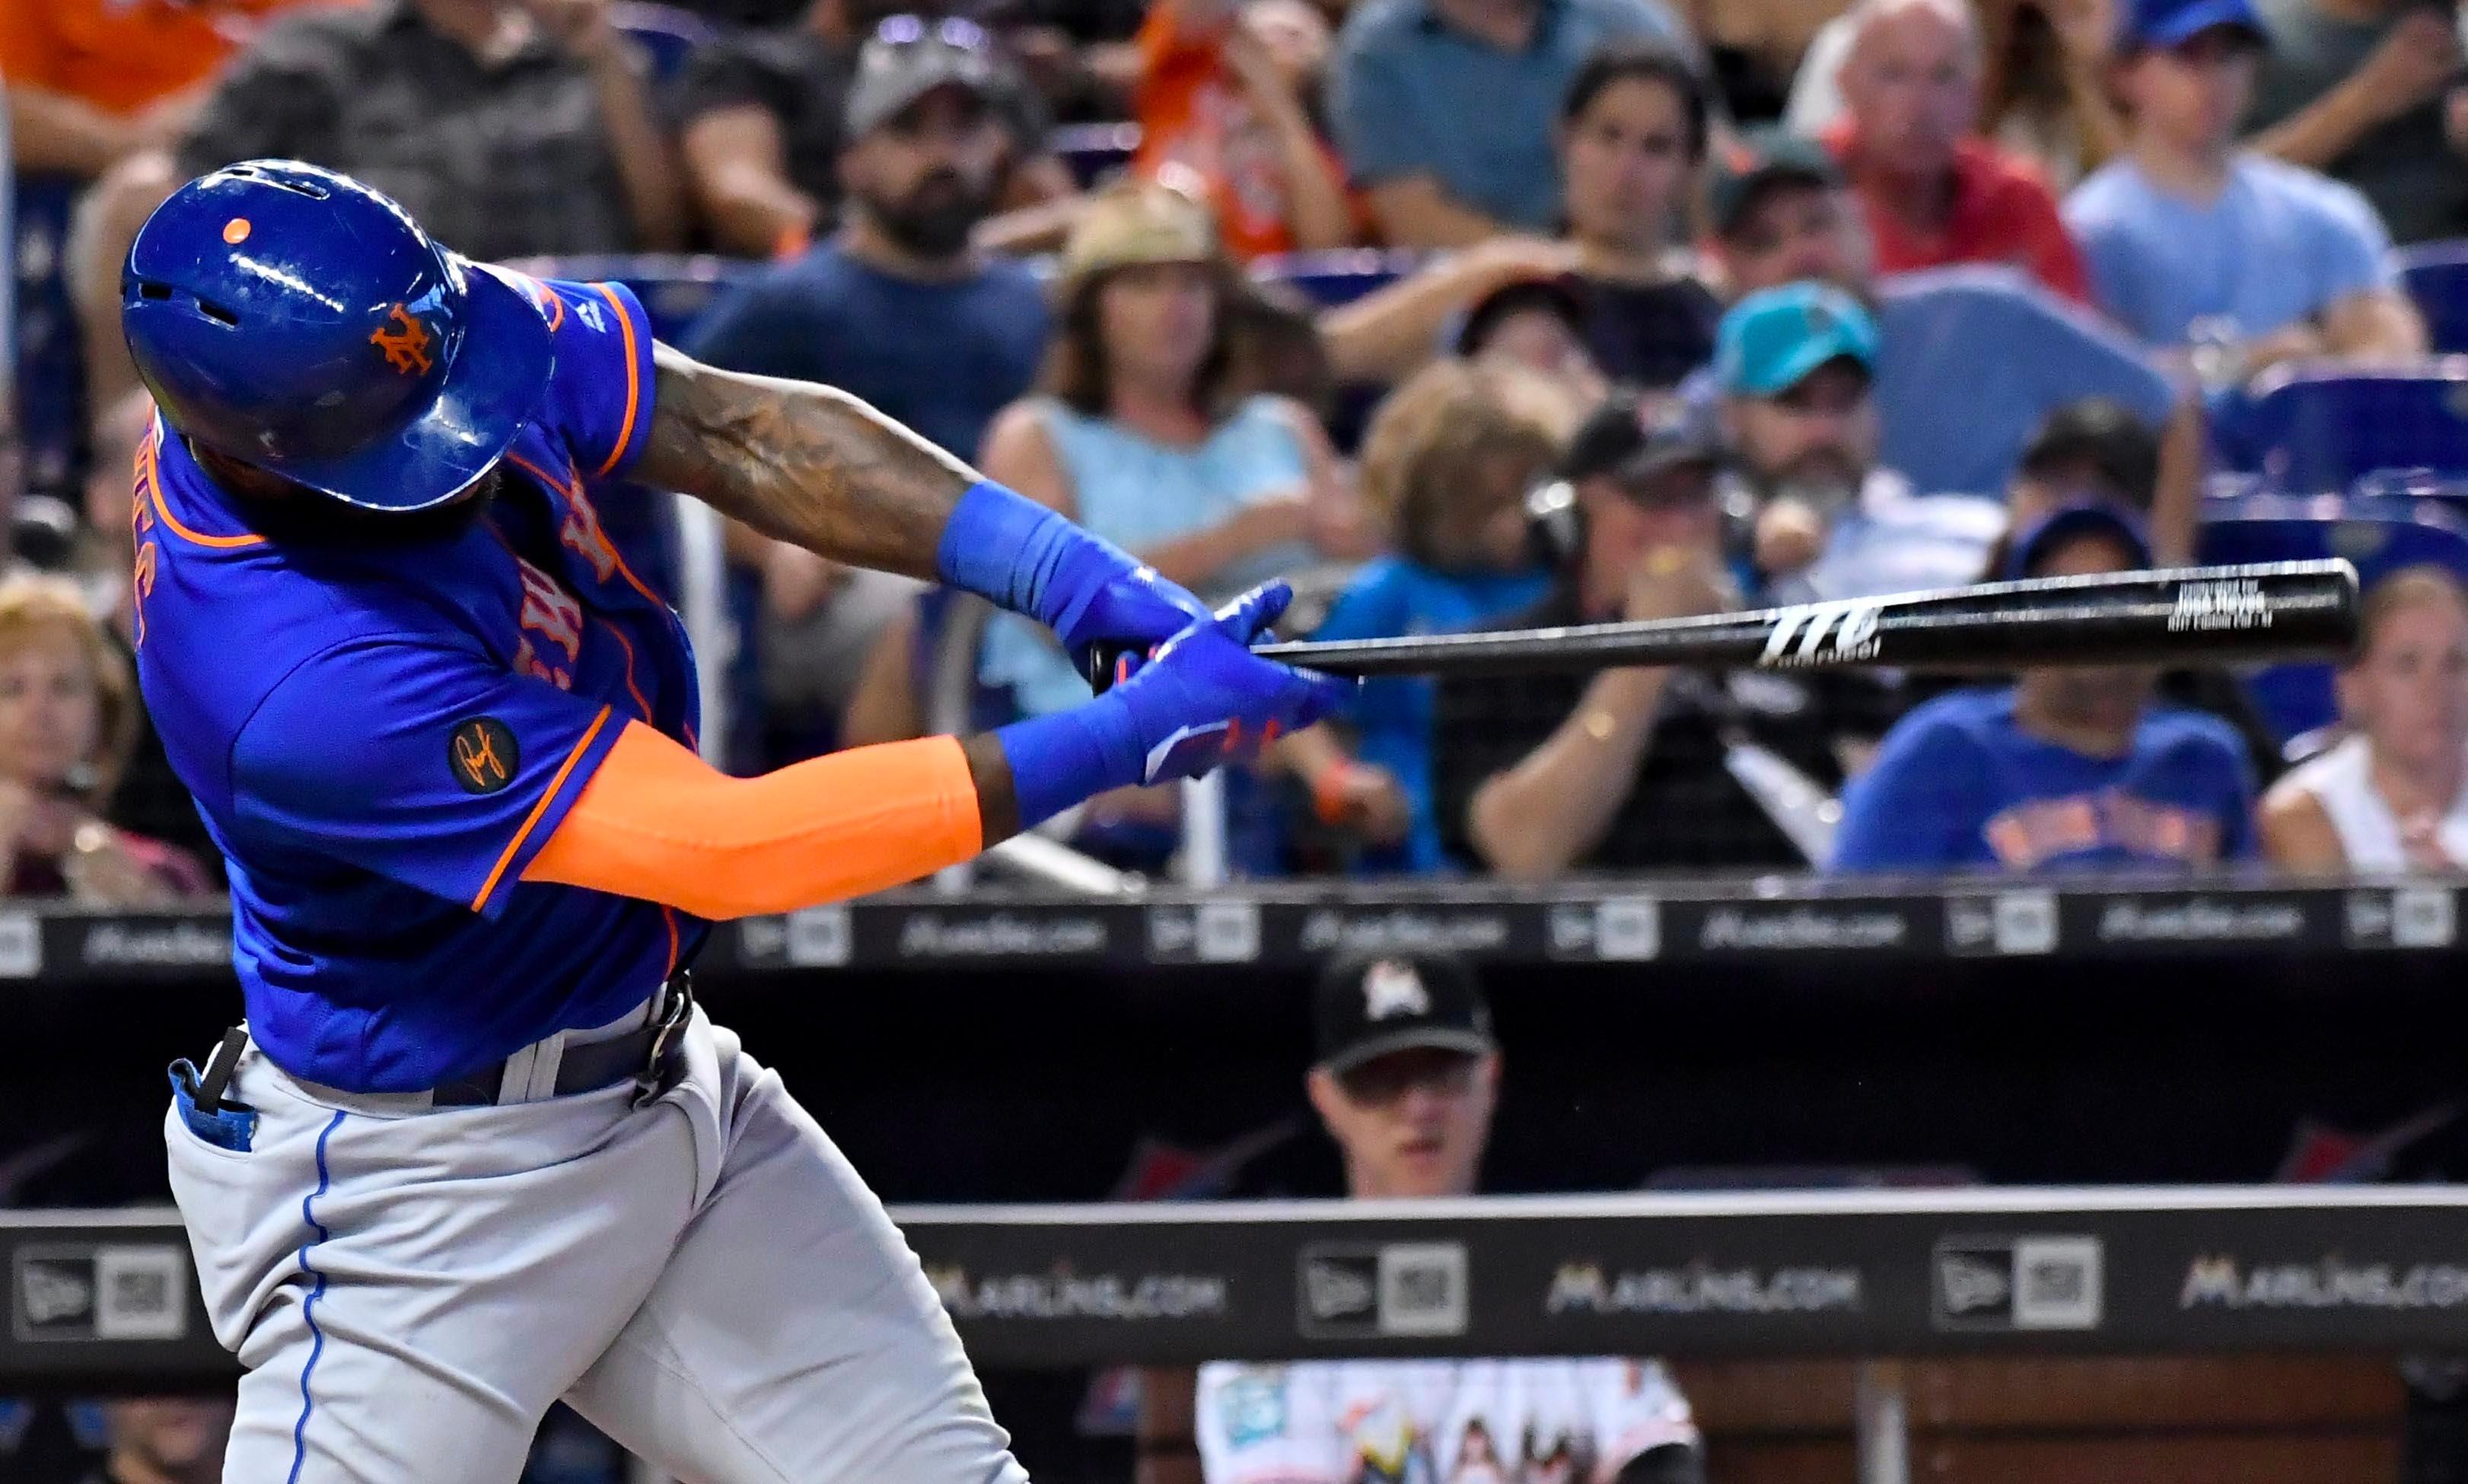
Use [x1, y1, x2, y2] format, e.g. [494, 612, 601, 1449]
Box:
[1329, 0, 1690, 230]
[2064, 152, 2395, 347]
[980, 395, 1314, 717]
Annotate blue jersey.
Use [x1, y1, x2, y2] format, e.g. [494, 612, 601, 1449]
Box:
[134, 272, 705, 1094]
[1830, 686, 2256, 874]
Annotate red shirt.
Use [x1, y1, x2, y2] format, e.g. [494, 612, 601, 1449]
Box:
[1823, 123, 2090, 303]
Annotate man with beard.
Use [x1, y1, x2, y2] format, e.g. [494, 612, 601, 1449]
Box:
[1715, 282, 2005, 603]
[687, 21, 1052, 763]
[1830, 501, 2258, 871]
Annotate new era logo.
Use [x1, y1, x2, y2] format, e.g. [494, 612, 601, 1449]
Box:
[11, 1246, 188, 1343]
[1933, 1235, 2103, 1332]
[1298, 1243, 1468, 1339]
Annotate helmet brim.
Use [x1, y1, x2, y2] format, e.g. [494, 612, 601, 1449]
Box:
[274, 260, 556, 512]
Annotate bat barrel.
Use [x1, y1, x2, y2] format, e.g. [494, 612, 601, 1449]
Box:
[1247, 560, 2362, 678]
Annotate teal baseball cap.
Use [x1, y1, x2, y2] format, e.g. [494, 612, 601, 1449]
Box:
[1714, 282, 1880, 397]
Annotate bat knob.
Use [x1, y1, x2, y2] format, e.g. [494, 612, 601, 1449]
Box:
[1086, 642, 1139, 695]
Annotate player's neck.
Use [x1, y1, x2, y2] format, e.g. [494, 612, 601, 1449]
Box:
[2372, 746, 2467, 823]
[2130, 132, 2234, 199]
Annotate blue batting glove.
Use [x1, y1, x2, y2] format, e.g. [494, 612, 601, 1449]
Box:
[994, 582, 1355, 829]
[935, 480, 1208, 674]
[1115, 582, 1355, 784]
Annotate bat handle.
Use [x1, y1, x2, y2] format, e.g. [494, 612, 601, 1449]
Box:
[1085, 641, 1141, 696]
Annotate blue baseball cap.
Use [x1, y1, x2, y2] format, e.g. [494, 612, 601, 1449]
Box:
[2116, 0, 2266, 53]
[2003, 500, 2154, 581]
[1715, 282, 1880, 398]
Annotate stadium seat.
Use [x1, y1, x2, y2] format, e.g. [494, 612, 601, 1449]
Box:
[1050, 123, 1142, 189]
[2400, 239, 2468, 353]
[1251, 249, 1425, 307]
[2239, 361, 2468, 492]
[11, 173, 88, 499]
[2196, 492, 2468, 740]
[609, 2, 721, 80]
[498, 253, 763, 346]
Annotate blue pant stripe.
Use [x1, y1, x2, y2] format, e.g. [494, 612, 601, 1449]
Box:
[287, 1110, 347, 1484]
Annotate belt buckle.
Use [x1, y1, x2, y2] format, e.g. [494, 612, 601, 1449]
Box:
[631, 974, 694, 1108]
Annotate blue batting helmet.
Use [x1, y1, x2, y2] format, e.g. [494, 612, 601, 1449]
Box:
[121, 160, 554, 512]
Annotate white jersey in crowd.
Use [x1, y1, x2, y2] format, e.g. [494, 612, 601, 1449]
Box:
[2282, 733, 2468, 868]
[1195, 1358, 1699, 1484]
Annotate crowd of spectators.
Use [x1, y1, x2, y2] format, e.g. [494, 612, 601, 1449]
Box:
[8, 0, 2468, 898]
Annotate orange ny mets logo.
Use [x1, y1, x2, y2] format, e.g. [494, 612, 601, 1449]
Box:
[448, 717, 520, 795]
[370, 304, 434, 376]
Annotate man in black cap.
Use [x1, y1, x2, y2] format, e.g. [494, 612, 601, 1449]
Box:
[1145, 953, 1704, 1484]
[1434, 390, 1900, 878]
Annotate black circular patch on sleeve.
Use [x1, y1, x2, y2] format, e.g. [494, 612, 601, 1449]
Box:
[447, 717, 521, 795]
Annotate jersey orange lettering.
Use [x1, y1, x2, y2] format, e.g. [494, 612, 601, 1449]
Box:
[511, 635, 572, 691]
[559, 482, 620, 584]
[514, 556, 584, 662]
[132, 541, 158, 647]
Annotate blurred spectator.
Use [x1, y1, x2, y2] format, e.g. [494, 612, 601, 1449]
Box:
[1133, 0, 1356, 260]
[0, 575, 209, 904]
[1555, 42, 1724, 387]
[2005, 394, 2162, 524]
[1437, 392, 1896, 877]
[1454, 275, 1611, 395]
[1817, 0, 2091, 299]
[72, 0, 686, 417]
[674, 4, 1075, 259]
[1832, 502, 2256, 871]
[2063, 0, 2426, 377]
[1328, 0, 1696, 246]
[1705, 130, 2192, 521]
[2263, 567, 2468, 871]
[1789, 0, 2122, 189]
[690, 23, 1049, 763]
[1142, 953, 1703, 1484]
[72, 1397, 234, 1484]
[82, 393, 218, 874]
[1282, 359, 1572, 874]
[0, 0, 319, 180]
[2247, 0, 2468, 245]
[1717, 282, 2007, 600]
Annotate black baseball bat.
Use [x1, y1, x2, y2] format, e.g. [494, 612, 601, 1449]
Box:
[1086, 561, 2361, 689]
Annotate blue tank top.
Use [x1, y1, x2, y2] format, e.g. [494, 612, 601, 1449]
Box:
[980, 395, 1313, 717]
[133, 272, 704, 1093]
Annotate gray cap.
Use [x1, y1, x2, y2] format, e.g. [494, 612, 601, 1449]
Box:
[843, 18, 998, 140]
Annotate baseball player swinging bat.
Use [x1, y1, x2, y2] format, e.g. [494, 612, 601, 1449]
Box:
[1089, 560, 2363, 689]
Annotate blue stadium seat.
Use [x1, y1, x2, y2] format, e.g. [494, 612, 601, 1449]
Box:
[2239, 361, 2468, 492]
[499, 253, 763, 346]
[1251, 249, 1425, 307]
[609, 2, 721, 81]
[2400, 239, 2468, 353]
[1049, 123, 1141, 189]
[2196, 492, 2468, 741]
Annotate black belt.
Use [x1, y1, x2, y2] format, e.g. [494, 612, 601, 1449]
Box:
[431, 973, 696, 1107]
[196, 973, 696, 1111]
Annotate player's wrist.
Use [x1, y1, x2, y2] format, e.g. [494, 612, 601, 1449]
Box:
[993, 693, 1144, 830]
[935, 479, 1089, 626]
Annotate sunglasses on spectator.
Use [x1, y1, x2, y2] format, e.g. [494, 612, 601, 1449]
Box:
[872, 14, 989, 50]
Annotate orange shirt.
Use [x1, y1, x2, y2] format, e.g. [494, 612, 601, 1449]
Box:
[0, 0, 335, 116]
[1823, 123, 2091, 304]
[1133, 1, 1352, 262]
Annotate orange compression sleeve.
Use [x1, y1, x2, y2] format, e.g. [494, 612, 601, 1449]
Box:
[522, 720, 983, 919]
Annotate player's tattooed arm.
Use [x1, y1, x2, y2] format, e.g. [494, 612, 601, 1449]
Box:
[633, 342, 979, 578]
